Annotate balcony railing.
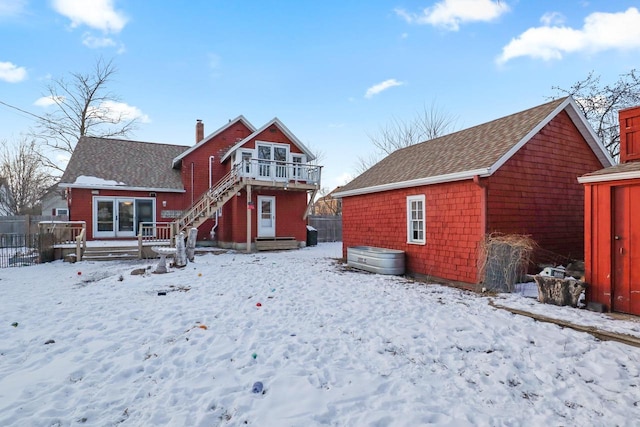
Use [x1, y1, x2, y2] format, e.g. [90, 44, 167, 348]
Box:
[239, 159, 321, 185]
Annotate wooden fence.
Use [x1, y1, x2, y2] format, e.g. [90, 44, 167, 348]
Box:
[0, 215, 69, 235]
[308, 215, 342, 242]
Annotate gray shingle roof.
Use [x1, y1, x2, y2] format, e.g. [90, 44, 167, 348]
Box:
[337, 97, 571, 196]
[60, 136, 187, 191]
[581, 161, 640, 177]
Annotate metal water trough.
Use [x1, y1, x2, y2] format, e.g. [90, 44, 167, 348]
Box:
[347, 246, 405, 275]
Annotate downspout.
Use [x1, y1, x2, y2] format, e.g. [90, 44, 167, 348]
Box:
[473, 175, 488, 237]
[208, 156, 217, 240]
[473, 175, 488, 283]
[208, 156, 215, 188]
[191, 162, 195, 204]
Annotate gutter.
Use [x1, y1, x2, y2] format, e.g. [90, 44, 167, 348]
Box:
[333, 168, 491, 198]
[577, 170, 640, 184]
[58, 183, 186, 193]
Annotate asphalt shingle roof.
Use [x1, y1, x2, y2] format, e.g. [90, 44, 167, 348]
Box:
[338, 97, 568, 194]
[581, 160, 640, 177]
[60, 136, 187, 190]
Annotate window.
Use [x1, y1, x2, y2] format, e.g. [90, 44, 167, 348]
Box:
[291, 154, 304, 179]
[407, 195, 425, 244]
[241, 151, 253, 175]
[256, 142, 290, 180]
[55, 208, 68, 216]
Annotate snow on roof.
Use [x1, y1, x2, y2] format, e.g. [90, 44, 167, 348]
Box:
[74, 175, 126, 187]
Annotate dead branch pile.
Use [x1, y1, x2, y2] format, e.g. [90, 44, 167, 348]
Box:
[478, 233, 537, 292]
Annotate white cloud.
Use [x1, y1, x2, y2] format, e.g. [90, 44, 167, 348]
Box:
[498, 7, 640, 64]
[34, 96, 64, 107]
[52, 0, 127, 33]
[395, 0, 509, 31]
[0, 61, 27, 83]
[365, 79, 404, 99]
[92, 100, 151, 124]
[0, 0, 26, 17]
[82, 33, 117, 48]
[540, 11, 565, 26]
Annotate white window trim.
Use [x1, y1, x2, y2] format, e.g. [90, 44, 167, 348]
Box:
[406, 195, 426, 245]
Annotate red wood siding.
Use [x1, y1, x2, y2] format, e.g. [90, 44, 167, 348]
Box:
[67, 188, 183, 240]
[181, 121, 254, 206]
[583, 183, 612, 308]
[620, 106, 640, 163]
[342, 182, 483, 283]
[225, 189, 308, 244]
[487, 110, 604, 261]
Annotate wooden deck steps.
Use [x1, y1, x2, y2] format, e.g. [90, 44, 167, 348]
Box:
[82, 246, 140, 261]
[254, 237, 299, 251]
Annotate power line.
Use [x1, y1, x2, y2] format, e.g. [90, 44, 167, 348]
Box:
[0, 99, 47, 122]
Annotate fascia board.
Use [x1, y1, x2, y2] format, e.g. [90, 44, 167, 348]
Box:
[172, 115, 255, 167]
[333, 168, 491, 198]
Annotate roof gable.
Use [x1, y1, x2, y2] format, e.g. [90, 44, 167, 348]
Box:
[220, 118, 316, 162]
[60, 136, 187, 192]
[172, 115, 256, 167]
[335, 97, 613, 198]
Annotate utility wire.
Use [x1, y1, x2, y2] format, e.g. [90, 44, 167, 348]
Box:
[0, 99, 47, 121]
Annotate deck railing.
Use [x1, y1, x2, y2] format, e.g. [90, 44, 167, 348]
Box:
[38, 220, 87, 261]
[38, 221, 86, 246]
[239, 159, 322, 185]
[138, 222, 174, 245]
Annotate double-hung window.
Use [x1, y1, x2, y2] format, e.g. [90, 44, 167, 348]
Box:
[407, 195, 425, 244]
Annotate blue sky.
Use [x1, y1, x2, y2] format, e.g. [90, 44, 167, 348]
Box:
[1, 0, 640, 190]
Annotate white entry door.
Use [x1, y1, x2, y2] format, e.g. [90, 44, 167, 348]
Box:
[257, 196, 276, 237]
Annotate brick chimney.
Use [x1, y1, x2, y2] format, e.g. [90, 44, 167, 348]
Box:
[619, 106, 640, 163]
[196, 119, 204, 143]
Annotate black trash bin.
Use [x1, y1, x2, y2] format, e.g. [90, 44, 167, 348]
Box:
[306, 225, 318, 246]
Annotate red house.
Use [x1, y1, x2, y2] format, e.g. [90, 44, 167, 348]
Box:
[59, 116, 321, 250]
[334, 97, 612, 284]
[579, 106, 640, 315]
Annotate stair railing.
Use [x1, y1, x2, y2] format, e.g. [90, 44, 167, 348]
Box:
[173, 164, 243, 236]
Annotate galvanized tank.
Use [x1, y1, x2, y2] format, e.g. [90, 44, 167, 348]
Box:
[347, 246, 405, 275]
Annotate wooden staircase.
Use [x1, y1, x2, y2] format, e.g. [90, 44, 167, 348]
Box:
[172, 166, 246, 236]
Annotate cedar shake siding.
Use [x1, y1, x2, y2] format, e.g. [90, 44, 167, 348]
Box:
[342, 181, 483, 283]
[486, 110, 604, 261]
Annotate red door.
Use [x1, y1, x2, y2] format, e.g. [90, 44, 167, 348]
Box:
[612, 185, 640, 315]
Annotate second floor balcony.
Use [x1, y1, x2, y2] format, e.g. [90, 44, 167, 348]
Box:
[238, 159, 322, 188]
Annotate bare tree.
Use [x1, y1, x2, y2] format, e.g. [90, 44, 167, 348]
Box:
[0, 138, 55, 215]
[33, 58, 139, 171]
[551, 69, 640, 161]
[313, 187, 342, 215]
[357, 101, 458, 173]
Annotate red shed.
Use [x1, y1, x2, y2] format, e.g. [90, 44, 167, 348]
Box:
[335, 97, 613, 285]
[579, 106, 640, 315]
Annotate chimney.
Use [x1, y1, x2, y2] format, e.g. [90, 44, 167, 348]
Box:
[619, 106, 640, 163]
[196, 119, 204, 143]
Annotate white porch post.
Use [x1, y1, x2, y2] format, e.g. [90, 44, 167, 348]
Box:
[246, 184, 252, 253]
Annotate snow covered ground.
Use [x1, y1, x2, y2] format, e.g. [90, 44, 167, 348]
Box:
[1, 242, 639, 426]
